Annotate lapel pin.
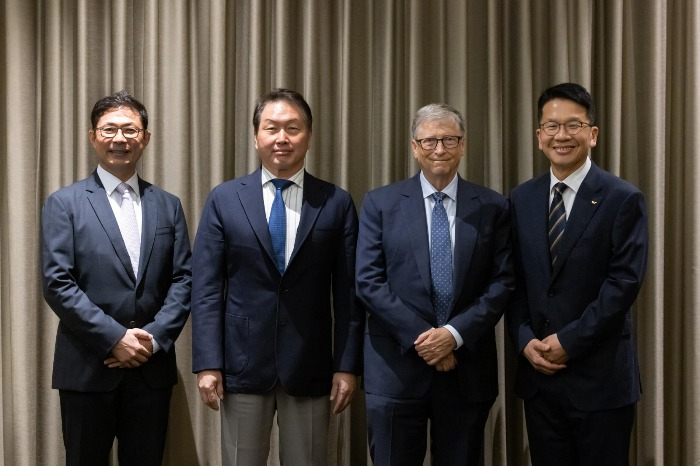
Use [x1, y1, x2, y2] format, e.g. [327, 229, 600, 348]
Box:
[591, 200, 598, 205]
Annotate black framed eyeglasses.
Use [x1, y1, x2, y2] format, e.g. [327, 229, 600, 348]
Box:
[94, 126, 145, 139]
[414, 136, 463, 150]
[539, 121, 591, 136]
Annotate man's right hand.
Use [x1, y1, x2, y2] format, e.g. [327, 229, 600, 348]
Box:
[197, 370, 224, 411]
[104, 328, 152, 368]
[523, 339, 567, 375]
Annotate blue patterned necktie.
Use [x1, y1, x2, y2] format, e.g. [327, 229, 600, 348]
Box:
[116, 182, 141, 278]
[430, 192, 453, 326]
[269, 179, 294, 274]
[548, 182, 568, 267]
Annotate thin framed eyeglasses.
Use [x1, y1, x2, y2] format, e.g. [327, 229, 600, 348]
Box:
[539, 121, 591, 136]
[95, 126, 145, 139]
[414, 136, 463, 151]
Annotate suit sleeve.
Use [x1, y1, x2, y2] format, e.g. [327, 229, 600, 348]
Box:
[330, 194, 364, 374]
[445, 197, 515, 352]
[41, 194, 126, 358]
[557, 190, 649, 359]
[191, 189, 227, 373]
[506, 195, 538, 353]
[142, 198, 192, 353]
[356, 192, 433, 354]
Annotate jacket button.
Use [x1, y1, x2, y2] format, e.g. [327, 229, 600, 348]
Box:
[544, 320, 550, 327]
[129, 321, 136, 328]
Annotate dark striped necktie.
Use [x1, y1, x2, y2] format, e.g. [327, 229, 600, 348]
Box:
[548, 182, 568, 267]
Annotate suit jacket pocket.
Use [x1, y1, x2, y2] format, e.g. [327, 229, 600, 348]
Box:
[224, 314, 248, 376]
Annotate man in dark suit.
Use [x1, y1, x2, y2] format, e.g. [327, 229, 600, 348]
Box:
[41, 91, 192, 466]
[191, 88, 364, 465]
[507, 82, 648, 465]
[356, 103, 514, 465]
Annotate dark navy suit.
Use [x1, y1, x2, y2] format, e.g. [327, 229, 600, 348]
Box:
[191, 169, 363, 396]
[508, 162, 648, 465]
[356, 173, 514, 465]
[41, 171, 192, 464]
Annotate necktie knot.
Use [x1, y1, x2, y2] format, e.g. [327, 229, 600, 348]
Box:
[432, 192, 446, 203]
[553, 182, 568, 197]
[271, 178, 294, 192]
[116, 182, 131, 197]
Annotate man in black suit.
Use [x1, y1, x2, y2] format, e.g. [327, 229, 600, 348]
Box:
[356, 103, 514, 465]
[41, 91, 192, 465]
[507, 82, 648, 465]
[191, 88, 364, 465]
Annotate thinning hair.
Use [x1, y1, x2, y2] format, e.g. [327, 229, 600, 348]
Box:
[410, 103, 465, 139]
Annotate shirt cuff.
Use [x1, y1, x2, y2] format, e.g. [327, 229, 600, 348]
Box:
[443, 324, 463, 349]
[152, 337, 161, 354]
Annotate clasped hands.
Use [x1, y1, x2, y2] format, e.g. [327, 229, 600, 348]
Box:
[414, 327, 457, 372]
[104, 328, 153, 369]
[523, 334, 569, 375]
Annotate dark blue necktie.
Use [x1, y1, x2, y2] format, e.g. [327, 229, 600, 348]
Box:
[430, 192, 453, 326]
[269, 179, 294, 274]
[548, 182, 568, 267]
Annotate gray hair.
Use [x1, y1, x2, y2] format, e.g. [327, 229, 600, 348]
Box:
[410, 103, 465, 139]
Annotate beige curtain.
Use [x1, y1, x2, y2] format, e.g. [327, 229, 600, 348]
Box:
[2, 0, 698, 464]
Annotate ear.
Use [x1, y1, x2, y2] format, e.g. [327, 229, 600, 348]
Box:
[535, 128, 544, 150]
[589, 126, 599, 147]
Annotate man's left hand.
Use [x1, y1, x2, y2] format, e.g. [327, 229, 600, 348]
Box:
[541, 334, 570, 365]
[414, 327, 457, 365]
[330, 372, 357, 414]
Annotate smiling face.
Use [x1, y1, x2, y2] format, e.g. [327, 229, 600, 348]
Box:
[411, 118, 465, 191]
[89, 106, 150, 181]
[537, 98, 598, 180]
[254, 100, 311, 178]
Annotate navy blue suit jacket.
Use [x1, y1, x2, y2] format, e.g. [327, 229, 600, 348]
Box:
[507, 162, 648, 410]
[191, 169, 364, 397]
[356, 174, 514, 401]
[41, 171, 192, 391]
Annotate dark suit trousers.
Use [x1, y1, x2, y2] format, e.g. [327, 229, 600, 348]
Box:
[524, 381, 635, 466]
[366, 370, 493, 466]
[59, 369, 173, 466]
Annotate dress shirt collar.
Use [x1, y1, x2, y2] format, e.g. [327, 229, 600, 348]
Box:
[261, 166, 305, 188]
[550, 157, 591, 195]
[419, 171, 458, 201]
[97, 165, 140, 199]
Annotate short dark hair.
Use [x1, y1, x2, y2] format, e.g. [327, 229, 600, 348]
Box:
[252, 88, 312, 133]
[537, 82, 596, 124]
[90, 91, 148, 130]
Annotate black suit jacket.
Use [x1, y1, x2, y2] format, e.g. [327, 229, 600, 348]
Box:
[191, 169, 364, 396]
[356, 174, 514, 401]
[41, 171, 192, 391]
[508, 162, 648, 410]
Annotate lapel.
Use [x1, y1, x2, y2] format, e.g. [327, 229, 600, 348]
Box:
[400, 175, 432, 297]
[551, 163, 605, 279]
[137, 178, 156, 287]
[289, 171, 326, 268]
[237, 170, 277, 268]
[527, 174, 554, 278]
[451, 176, 480, 310]
[85, 171, 136, 282]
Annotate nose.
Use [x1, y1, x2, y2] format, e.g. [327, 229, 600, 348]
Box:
[112, 128, 128, 142]
[275, 129, 289, 143]
[554, 124, 571, 139]
[433, 139, 447, 153]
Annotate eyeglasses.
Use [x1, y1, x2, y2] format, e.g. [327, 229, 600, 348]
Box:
[94, 126, 145, 139]
[539, 121, 591, 136]
[414, 136, 463, 151]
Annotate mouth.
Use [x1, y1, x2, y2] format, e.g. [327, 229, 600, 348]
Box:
[553, 146, 576, 155]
